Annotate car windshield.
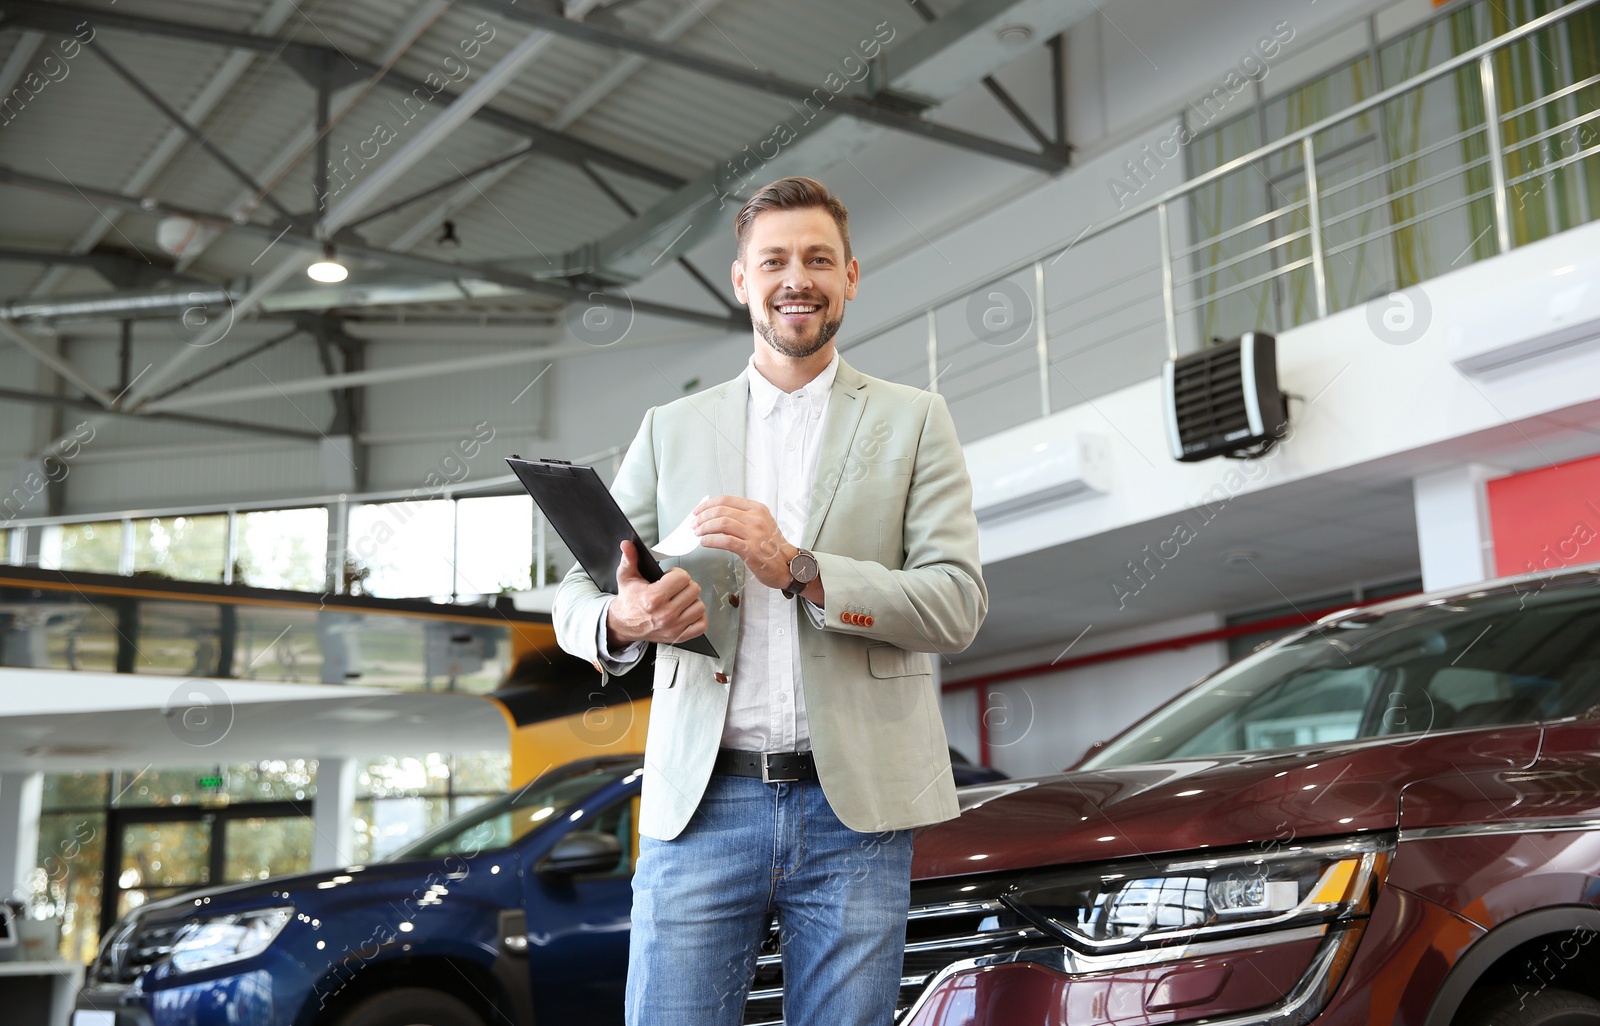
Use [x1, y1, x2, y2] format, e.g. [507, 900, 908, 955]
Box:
[1085, 578, 1600, 770]
[386, 759, 640, 861]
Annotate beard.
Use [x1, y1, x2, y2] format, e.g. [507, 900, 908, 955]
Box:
[756, 303, 843, 359]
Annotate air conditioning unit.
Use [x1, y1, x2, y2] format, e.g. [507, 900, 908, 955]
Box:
[1445, 256, 1600, 374]
[969, 432, 1110, 524]
[1163, 332, 1287, 462]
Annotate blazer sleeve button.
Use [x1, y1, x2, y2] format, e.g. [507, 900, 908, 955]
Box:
[863, 616, 874, 627]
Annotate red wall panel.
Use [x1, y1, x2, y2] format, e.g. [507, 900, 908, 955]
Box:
[1485, 452, 1600, 577]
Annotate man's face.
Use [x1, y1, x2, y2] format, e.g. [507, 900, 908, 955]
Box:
[732, 206, 859, 360]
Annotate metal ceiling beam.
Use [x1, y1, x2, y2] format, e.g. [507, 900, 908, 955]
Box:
[141, 330, 725, 412]
[557, 0, 1095, 283]
[0, 163, 744, 332]
[381, 0, 729, 255]
[462, 0, 1067, 173]
[10, 0, 300, 303]
[0, 385, 323, 441]
[0, 321, 117, 408]
[174, 1, 445, 276]
[0, 247, 203, 289]
[580, 162, 739, 316]
[0, 0, 684, 189]
[84, 38, 295, 221]
[318, 5, 601, 239]
[145, 325, 303, 404]
[343, 142, 533, 230]
[904, 0, 1066, 163]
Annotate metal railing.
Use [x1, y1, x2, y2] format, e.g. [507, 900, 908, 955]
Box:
[840, 0, 1600, 434]
[3, 443, 627, 597]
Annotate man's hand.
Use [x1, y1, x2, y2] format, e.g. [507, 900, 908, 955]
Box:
[694, 495, 797, 592]
[605, 540, 708, 647]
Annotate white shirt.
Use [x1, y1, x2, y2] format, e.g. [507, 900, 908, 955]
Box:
[597, 354, 836, 753]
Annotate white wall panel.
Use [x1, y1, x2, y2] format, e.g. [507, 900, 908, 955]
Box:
[955, 612, 1228, 780]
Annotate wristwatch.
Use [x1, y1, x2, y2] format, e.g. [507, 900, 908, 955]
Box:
[782, 549, 819, 598]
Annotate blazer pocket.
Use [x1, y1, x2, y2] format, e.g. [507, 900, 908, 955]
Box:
[866, 644, 932, 679]
[653, 654, 679, 690]
[843, 456, 912, 485]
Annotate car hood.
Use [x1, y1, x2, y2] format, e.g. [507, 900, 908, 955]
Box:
[130, 857, 472, 923]
[913, 724, 1541, 879]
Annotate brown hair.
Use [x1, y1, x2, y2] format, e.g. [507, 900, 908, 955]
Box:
[733, 177, 852, 262]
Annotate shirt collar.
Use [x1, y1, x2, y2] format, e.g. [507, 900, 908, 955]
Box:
[746, 352, 839, 419]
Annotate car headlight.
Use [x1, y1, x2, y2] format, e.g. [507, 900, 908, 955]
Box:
[169, 907, 294, 973]
[1005, 835, 1390, 954]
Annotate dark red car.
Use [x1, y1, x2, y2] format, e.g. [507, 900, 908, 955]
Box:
[746, 564, 1600, 1026]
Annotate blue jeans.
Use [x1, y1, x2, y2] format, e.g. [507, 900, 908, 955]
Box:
[626, 773, 914, 1026]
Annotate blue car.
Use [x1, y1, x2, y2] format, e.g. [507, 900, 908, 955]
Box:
[75, 755, 645, 1026]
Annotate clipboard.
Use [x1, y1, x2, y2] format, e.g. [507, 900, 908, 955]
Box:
[507, 456, 718, 658]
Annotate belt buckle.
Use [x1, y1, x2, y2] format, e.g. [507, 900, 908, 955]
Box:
[760, 753, 801, 784]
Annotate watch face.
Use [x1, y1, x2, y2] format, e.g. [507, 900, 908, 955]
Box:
[789, 551, 819, 583]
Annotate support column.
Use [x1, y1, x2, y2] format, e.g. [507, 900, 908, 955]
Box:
[310, 758, 356, 870]
[1414, 464, 1503, 591]
[0, 771, 44, 903]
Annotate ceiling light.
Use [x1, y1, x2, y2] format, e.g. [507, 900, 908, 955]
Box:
[997, 24, 1034, 45]
[308, 243, 348, 283]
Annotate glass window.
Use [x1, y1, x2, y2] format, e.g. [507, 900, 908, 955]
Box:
[389, 761, 638, 861]
[42, 771, 108, 810]
[580, 795, 641, 878]
[113, 767, 225, 808]
[361, 754, 452, 798]
[117, 820, 211, 918]
[225, 760, 316, 803]
[452, 751, 511, 794]
[31, 810, 106, 964]
[39, 521, 123, 574]
[455, 495, 533, 597]
[235, 508, 328, 591]
[352, 796, 452, 863]
[132, 515, 227, 583]
[348, 500, 454, 600]
[421, 620, 510, 694]
[134, 601, 226, 677]
[1087, 581, 1600, 769]
[224, 817, 313, 883]
[234, 606, 324, 684]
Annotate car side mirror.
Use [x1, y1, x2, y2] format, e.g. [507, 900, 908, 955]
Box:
[540, 831, 623, 876]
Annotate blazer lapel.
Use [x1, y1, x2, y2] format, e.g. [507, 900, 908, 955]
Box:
[803, 359, 867, 549]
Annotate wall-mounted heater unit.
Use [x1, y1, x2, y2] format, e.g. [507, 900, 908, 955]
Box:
[1163, 332, 1288, 462]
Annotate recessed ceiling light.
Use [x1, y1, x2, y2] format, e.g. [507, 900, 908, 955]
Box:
[996, 24, 1033, 46]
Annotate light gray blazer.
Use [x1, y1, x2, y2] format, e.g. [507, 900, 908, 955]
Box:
[553, 358, 987, 840]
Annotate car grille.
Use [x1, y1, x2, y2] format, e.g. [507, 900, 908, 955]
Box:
[741, 885, 1047, 1025]
[94, 916, 184, 984]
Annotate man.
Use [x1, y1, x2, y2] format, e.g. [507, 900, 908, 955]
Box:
[554, 176, 986, 1026]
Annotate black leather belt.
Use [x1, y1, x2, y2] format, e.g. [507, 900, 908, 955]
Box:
[714, 748, 817, 783]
